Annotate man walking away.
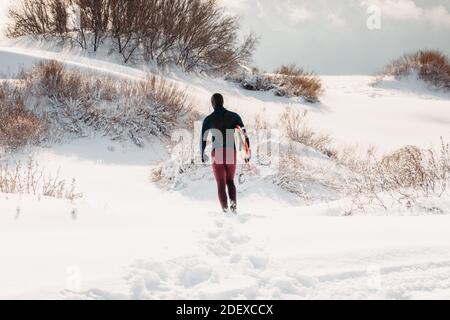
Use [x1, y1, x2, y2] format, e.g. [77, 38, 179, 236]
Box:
[200, 93, 250, 213]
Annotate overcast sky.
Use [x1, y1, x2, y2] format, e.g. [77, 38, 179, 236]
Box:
[221, 0, 450, 74]
[1, 0, 449, 74]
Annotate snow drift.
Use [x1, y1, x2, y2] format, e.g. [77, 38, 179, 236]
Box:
[1, 41, 450, 300]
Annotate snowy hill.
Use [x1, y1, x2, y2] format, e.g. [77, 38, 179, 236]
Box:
[1, 42, 450, 299]
[2, 43, 450, 151]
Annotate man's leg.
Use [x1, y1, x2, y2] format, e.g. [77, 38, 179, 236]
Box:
[212, 150, 228, 210]
[225, 150, 237, 207]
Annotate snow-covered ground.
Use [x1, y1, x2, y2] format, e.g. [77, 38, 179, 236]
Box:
[1, 42, 450, 300]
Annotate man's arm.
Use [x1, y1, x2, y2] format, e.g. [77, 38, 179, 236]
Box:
[200, 117, 209, 162]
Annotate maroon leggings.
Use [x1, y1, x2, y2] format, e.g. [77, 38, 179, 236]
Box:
[211, 148, 237, 210]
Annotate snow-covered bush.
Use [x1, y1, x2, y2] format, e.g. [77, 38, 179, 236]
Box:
[380, 146, 428, 190]
[274, 106, 450, 213]
[6, 0, 257, 73]
[273, 146, 309, 200]
[275, 132, 450, 214]
[0, 156, 81, 200]
[343, 140, 450, 215]
[273, 65, 323, 102]
[380, 143, 449, 196]
[151, 137, 211, 190]
[280, 108, 332, 155]
[26, 60, 85, 101]
[227, 65, 323, 103]
[273, 142, 352, 203]
[19, 61, 194, 146]
[0, 83, 47, 151]
[226, 69, 275, 92]
[379, 50, 450, 91]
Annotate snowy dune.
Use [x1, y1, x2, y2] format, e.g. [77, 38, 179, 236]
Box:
[1, 43, 450, 299]
[1, 43, 449, 151]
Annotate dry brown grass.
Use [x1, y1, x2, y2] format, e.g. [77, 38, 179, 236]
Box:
[280, 108, 332, 154]
[0, 157, 82, 201]
[228, 64, 323, 102]
[0, 89, 47, 151]
[380, 146, 426, 189]
[1, 61, 194, 148]
[276, 106, 450, 213]
[276, 65, 303, 77]
[271, 65, 323, 102]
[25, 60, 124, 103]
[274, 145, 310, 200]
[27, 60, 84, 100]
[130, 75, 193, 132]
[343, 140, 450, 214]
[381, 50, 450, 90]
[379, 143, 450, 196]
[19, 61, 194, 145]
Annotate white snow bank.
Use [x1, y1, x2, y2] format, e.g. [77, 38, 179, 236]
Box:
[1, 40, 449, 152]
[1, 42, 450, 299]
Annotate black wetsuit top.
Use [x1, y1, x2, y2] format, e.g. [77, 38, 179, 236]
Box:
[200, 106, 250, 161]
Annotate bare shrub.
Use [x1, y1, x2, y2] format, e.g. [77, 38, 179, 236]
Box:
[20, 61, 193, 146]
[380, 143, 450, 197]
[109, 0, 144, 63]
[0, 90, 47, 151]
[273, 65, 323, 102]
[274, 145, 309, 200]
[7, 0, 257, 72]
[274, 142, 349, 203]
[0, 81, 18, 101]
[326, 144, 378, 175]
[151, 135, 207, 190]
[133, 76, 193, 131]
[275, 106, 450, 213]
[6, 0, 68, 39]
[227, 64, 323, 102]
[380, 50, 450, 91]
[75, 0, 111, 51]
[280, 108, 332, 154]
[380, 146, 426, 189]
[226, 68, 275, 91]
[26, 60, 84, 101]
[343, 140, 450, 215]
[273, 111, 348, 202]
[276, 65, 303, 77]
[140, 0, 258, 72]
[8, 0, 111, 50]
[0, 156, 81, 201]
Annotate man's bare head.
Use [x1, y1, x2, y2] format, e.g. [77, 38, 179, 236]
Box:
[211, 93, 224, 109]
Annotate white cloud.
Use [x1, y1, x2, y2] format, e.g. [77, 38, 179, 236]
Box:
[326, 12, 347, 26]
[425, 5, 450, 28]
[372, 0, 422, 20]
[288, 6, 313, 23]
[361, 0, 450, 27]
[275, 1, 313, 24]
[219, 0, 252, 12]
[256, 1, 266, 18]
